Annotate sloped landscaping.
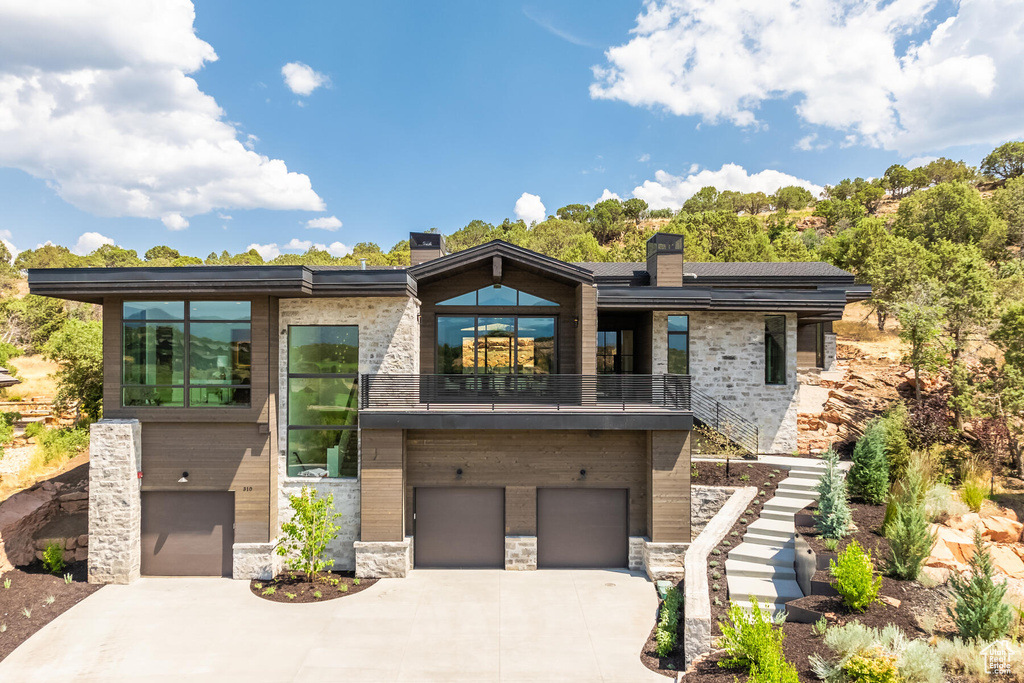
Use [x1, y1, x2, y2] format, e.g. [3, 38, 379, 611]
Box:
[249, 570, 376, 603]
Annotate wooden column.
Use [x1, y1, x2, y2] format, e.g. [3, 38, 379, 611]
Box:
[649, 430, 691, 542]
[360, 429, 405, 541]
[575, 283, 597, 375]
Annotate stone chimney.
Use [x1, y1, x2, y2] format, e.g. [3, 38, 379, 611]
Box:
[409, 232, 446, 266]
[646, 233, 684, 287]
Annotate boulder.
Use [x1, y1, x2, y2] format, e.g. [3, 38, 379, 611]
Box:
[77, 534, 88, 547]
[931, 525, 977, 564]
[920, 566, 951, 585]
[948, 513, 982, 533]
[990, 546, 1024, 580]
[981, 516, 1023, 543]
[74, 546, 87, 562]
[822, 410, 843, 425]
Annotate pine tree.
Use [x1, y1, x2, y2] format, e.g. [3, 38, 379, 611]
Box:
[948, 527, 1013, 641]
[849, 419, 890, 505]
[884, 460, 935, 580]
[815, 449, 852, 540]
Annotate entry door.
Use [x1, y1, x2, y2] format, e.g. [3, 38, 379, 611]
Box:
[141, 491, 234, 577]
[414, 487, 505, 568]
[537, 488, 628, 568]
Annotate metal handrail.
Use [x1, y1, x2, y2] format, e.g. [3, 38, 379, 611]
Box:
[689, 386, 760, 455]
[359, 373, 692, 412]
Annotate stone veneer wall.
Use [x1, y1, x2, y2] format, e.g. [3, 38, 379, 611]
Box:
[652, 311, 799, 453]
[824, 333, 838, 372]
[504, 536, 537, 570]
[628, 536, 645, 571]
[690, 485, 734, 541]
[88, 419, 142, 584]
[354, 538, 412, 578]
[277, 297, 420, 570]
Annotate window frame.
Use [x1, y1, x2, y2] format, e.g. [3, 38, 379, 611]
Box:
[667, 315, 690, 375]
[435, 314, 558, 375]
[436, 284, 560, 307]
[120, 300, 252, 409]
[764, 315, 787, 385]
[286, 325, 360, 479]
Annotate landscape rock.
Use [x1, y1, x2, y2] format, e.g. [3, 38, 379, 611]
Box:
[65, 537, 76, 550]
[78, 534, 88, 546]
[989, 546, 1024, 579]
[931, 525, 977, 564]
[74, 547, 88, 562]
[982, 516, 1023, 543]
[921, 566, 951, 585]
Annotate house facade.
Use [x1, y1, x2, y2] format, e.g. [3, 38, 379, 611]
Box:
[28, 233, 868, 583]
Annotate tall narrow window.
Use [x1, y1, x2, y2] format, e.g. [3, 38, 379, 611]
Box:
[667, 315, 689, 375]
[815, 322, 825, 369]
[597, 330, 634, 374]
[765, 315, 787, 385]
[287, 326, 359, 478]
[122, 300, 250, 407]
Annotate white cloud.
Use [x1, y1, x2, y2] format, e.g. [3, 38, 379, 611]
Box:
[218, 213, 232, 221]
[905, 155, 938, 169]
[796, 133, 831, 152]
[630, 163, 823, 210]
[595, 188, 622, 203]
[514, 192, 546, 225]
[0, 228, 17, 262]
[638, 153, 650, 163]
[243, 134, 259, 151]
[73, 231, 114, 255]
[306, 215, 342, 231]
[161, 213, 189, 231]
[281, 62, 329, 96]
[591, 0, 1024, 154]
[245, 238, 351, 261]
[0, 2, 325, 228]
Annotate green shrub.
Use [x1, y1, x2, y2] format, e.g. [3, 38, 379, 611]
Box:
[276, 487, 343, 581]
[747, 646, 800, 683]
[830, 539, 881, 612]
[880, 404, 911, 481]
[842, 649, 900, 683]
[655, 587, 681, 657]
[959, 476, 987, 513]
[42, 542, 65, 575]
[850, 420, 890, 505]
[884, 457, 936, 580]
[811, 622, 943, 683]
[924, 482, 968, 522]
[816, 449, 852, 540]
[948, 526, 1013, 641]
[38, 425, 91, 464]
[717, 597, 783, 670]
[23, 421, 43, 440]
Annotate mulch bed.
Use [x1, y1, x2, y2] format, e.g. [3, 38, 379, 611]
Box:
[0, 560, 101, 662]
[640, 461, 788, 678]
[682, 496, 950, 682]
[249, 570, 377, 603]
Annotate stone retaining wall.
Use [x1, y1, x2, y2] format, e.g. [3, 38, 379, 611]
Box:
[354, 537, 412, 578]
[34, 533, 88, 564]
[504, 536, 537, 570]
[691, 485, 733, 541]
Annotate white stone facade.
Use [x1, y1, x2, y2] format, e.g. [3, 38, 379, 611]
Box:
[642, 540, 688, 581]
[276, 296, 420, 570]
[232, 542, 282, 580]
[691, 485, 734, 541]
[88, 420, 142, 584]
[823, 332, 838, 371]
[354, 538, 412, 578]
[628, 536, 646, 571]
[504, 536, 538, 570]
[652, 311, 799, 453]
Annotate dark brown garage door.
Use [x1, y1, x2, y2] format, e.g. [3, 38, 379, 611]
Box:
[537, 488, 628, 568]
[414, 487, 504, 568]
[141, 492, 234, 577]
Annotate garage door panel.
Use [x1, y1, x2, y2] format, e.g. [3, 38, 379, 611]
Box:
[415, 488, 504, 568]
[141, 492, 234, 577]
[537, 488, 628, 569]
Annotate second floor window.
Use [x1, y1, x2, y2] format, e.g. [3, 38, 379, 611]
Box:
[122, 301, 251, 407]
[667, 315, 689, 374]
[437, 316, 555, 374]
[765, 315, 787, 385]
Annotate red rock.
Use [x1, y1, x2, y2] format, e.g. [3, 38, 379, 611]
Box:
[990, 546, 1024, 579]
[982, 516, 1023, 543]
[880, 595, 901, 608]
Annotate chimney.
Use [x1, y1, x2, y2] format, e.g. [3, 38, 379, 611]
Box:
[410, 232, 446, 265]
[646, 233, 684, 287]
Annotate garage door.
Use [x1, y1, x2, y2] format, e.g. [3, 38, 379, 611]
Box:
[414, 487, 504, 568]
[141, 492, 234, 577]
[537, 488, 628, 568]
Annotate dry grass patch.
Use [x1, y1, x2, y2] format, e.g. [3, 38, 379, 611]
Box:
[4, 355, 58, 400]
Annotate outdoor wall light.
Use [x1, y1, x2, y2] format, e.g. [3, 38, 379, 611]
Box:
[178, 471, 189, 483]
[455, 468, 463, 479]
[579, 468, 587, 479]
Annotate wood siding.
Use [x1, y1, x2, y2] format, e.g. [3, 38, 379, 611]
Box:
[646, 252, 684, 287]
[417, 263, 580, 374]
[649, 430, 691, 542]
[139, 423, 271, 543]
[576, 283, 597, 375]
[796, 321, 817, 369]
[403, 430, 648, 536]
[360, 429, 405, 541]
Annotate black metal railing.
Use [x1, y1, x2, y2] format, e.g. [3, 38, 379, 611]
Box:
[359, 373, 692, 412]
[690, 387, 760, 455]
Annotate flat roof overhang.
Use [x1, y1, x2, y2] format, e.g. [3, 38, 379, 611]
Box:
[360, 410, 694, 431]
[27, 266, 417, 303]
[596, 286, 859, 315]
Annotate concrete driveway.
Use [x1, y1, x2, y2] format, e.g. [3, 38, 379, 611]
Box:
[0, 569, 664, 682]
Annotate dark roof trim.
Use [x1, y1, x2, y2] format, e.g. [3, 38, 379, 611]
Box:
[597, 286, 860, 314]
[27, 266, 415, 304]
[409, 240, 594, 285]
[360, 410, 693, 431]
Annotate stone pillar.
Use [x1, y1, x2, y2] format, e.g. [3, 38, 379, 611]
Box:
[628, 536, 647, 572]
[354, 538, 411, 578]
[233, 542, 281, 580]
[504, 536, 537, 570]
[88, 419, 142, 584]
[823, 333, 838, 371]
[643, 540, 688, 581]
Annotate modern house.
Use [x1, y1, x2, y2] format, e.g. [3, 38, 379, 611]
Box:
[27, 232, 868, 583]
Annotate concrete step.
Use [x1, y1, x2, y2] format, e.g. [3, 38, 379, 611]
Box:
[761, 508, 807, 522]
[727, 576, 804, 605]
[784, 469, 824, 481]
[741, 532, 796, 548]
[730, 598, 792, 617]
[777, 480, 819, 494]
[763, 495, 817, 513]
[745, 518, 795, 538]
[726, 559, 796, 580]
[728, 543, 795, 567]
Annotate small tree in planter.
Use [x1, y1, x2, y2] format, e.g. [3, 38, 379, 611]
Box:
[277, 486, 343, 582]
[815, 448, 852, 540]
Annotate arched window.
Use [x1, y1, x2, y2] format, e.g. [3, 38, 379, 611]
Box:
[437, 284, 558, 307]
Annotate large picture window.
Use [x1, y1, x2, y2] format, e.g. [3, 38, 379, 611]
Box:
[765, 315, 787, 385]
[287, 326, 358, 478]
[122, 301, 251, 407]
[436, 316, 555, 374]
[667, 315, 689, 375]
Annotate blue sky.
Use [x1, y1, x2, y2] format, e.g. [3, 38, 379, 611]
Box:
[0, 0, 1020, 260]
